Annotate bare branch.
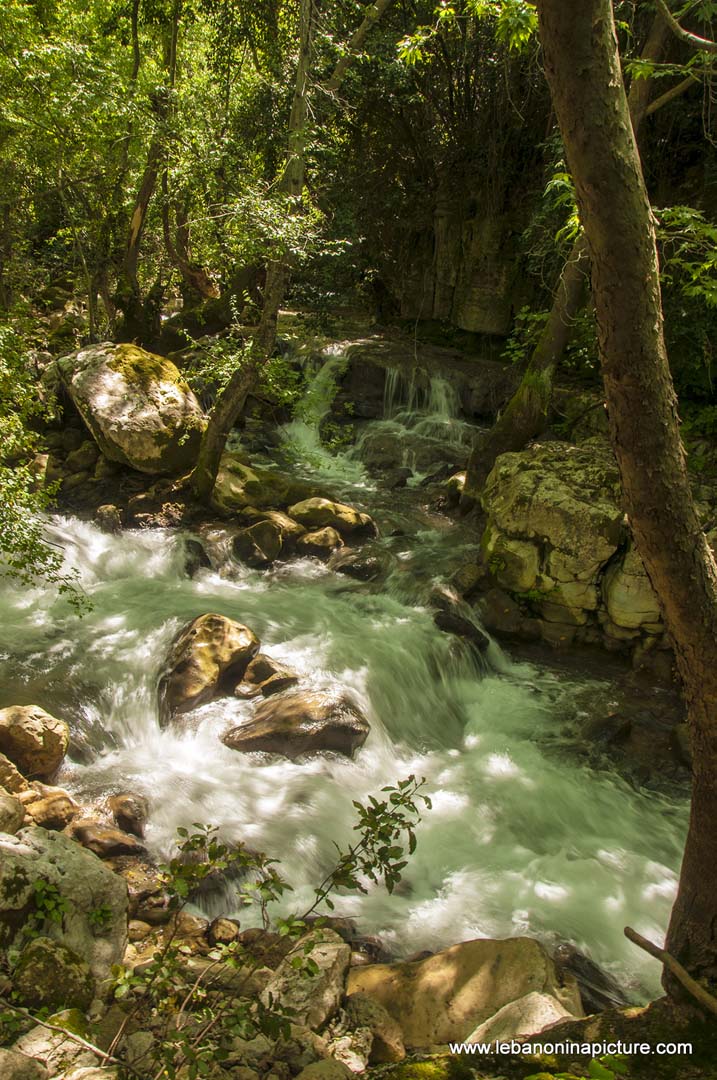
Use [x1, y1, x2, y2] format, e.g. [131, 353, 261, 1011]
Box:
[656, 0, 717, 54]
[624, 926, 717, 1017]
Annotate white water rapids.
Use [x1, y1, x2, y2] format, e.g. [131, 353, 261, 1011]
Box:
[0, 352, 688, 1002]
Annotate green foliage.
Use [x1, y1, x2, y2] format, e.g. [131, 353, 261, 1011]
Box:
[526, 1053, 630, 1080]
[398, 0, 537, 64]
[0, 319, 87, 610]
[102, 776, 430, 1078]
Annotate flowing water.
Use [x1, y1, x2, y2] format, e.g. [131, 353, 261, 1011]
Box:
[0, 344, 688, 1001]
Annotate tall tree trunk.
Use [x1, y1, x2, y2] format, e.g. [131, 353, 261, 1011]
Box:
[462, 11, 675, 505]
[190, 0, 397, 501]
[536, 0, 717, 994]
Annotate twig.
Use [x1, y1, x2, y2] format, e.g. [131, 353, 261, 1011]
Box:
[624, 926, 717, 1017]
[0, 999, 133, 1071]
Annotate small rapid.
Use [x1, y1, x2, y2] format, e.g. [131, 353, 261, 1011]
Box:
[0, 343, 688, 1002]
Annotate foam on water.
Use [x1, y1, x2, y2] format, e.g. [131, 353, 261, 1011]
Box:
[0, 512, 687, 1001]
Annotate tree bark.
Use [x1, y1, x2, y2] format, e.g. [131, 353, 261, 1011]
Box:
[536, 0, 717, 995]
[462, 11, 673, 505]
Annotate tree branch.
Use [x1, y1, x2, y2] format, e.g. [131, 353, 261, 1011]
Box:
[624, 926, 717, 1017]
[656, 0, 717, 54]
[646, 73, 701, 115]
[323, 0, 396, 94]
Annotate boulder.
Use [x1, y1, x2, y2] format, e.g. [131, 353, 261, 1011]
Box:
[55, 342, 206, 475]
[344, 992, 406, 1063]
[234, 654, 300, 699]
[12, 936, 94, 1011]
[0, 828, 128, 980]
[208, 916, 241, 947]
[0, 752, 29, 793]
[71, 822, 145, 858]
[12, 1025, 95, 1077]
[329, 548, 390, 582]
[288, 498, 377, 540]
[158, 613, 260, 723]
[0, 788, 25, 834]
[295, 1063, 353, 1080]
[260, 928, 351, 1029]
[346, 937, 582, 1048]
[26, 790, 78, 830]
[465, 990, 575, 1045]
[183, 537, 212, 577]
[0, 1049, 48, 1080]
[223, 691, 370, 759]
[213, 453, 314, 513]
[95, 504, 123, 533]
[297, 527, 344, 559]
[108, 792, 149, 838]
[233, 520, 284, 567]
[0, 705, 69, 780]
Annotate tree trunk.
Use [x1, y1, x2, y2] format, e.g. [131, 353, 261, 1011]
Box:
[536, 0, 717, 995]
[462, 10, 672, 505]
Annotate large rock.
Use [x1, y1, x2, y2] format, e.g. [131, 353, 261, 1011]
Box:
[55, 342, 206, 475]
[465, 990, 575, 1045]
[602, 544, 662, 632]
[344, 993, 406, 1063]
[0, 752, 29, 793]
[233, 520, 285, 567]
[0, 787, 25, 834]
[288, 498, 377, 539]
[158, 613, 260, 723]
[260, 928, 351, 1029]
[213, 453, 314, 512]
[0, 705, 69, 780]
[234, 654, 300, 699]
[346, 937, 582, 1048]
[0, 1049, 48, 1080]
[223, 691, 370, 759]
[0, 828, 128, 981]
[13, 936, 94, 1010]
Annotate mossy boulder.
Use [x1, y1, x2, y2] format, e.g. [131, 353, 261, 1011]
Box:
[55, 342, 206, 475]
[13, 936, 94, 1011]
[213, 452, 315, 512]
[158, 613, 260, 724]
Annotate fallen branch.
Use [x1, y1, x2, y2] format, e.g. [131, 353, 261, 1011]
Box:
[0, 998, 135, 1073]
[624, 926, 717, 1017]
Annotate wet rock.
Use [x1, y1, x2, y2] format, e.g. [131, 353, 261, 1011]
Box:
[344, 992, 406, 1063]
[443, 470, 466, 505]
[329, 548, 390, 582]
[552, 941, 630, 1015]
[0, 1049, 49, 1080]
[54, 342, 206, 475]
[431, 585, 490, 651]
[95, 504, 123, 533]
[158, 613, 260, 723]
[233, 519, 284, 567]
[108, 792, 149, 838]
[13, 936, 94, 1011]
[465, 990, 575, 1045]
[479, 587, 541, 641]
[0, 705, 69, 780]
[0, 752, 29, 793]
[183, 537, 211, 577]
[346, 936, 582, 1048]
[0, 786, 25, 834]
[297, 527, 344, 559]
[208, 916, 241, 946]
[234, 654, 300, 699]
[71, 822, 146, 858]
[223, 691, 370, 760]
[260, 928, 351, 1029]
[26, 790, 79, 830]
[288, 498, 377, 539]
[384, 467, 412, 490]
